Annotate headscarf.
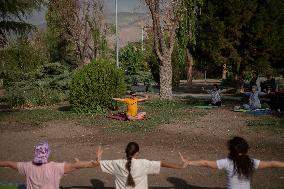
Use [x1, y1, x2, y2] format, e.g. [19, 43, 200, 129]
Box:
[33, 142, 50, 164]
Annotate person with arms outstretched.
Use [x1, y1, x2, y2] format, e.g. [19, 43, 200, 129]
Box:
[113, 92, 148, 120]
[0, 142, 102, 189]
[99, 142, 187, 189]
[180, 136, 284, 189]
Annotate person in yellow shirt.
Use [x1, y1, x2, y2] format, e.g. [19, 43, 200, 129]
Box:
[112, 92, 148, 120]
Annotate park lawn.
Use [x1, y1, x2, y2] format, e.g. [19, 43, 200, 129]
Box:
[0, 98, 208, 133]
[247, 115, 284, 129]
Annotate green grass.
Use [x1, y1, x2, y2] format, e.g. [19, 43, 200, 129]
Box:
[80, 99, 208, 133]
[0, 98, 208, 133]
[247, 115, 284, 129]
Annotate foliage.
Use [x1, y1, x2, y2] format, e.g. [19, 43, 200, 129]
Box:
[119, 43, 154, 85]
[46, 0, 77, 67]
[0, 0, 44, 46]
[147, 46, 181, 87]
[194, 0, 284, 77]
[3, 63, 71, 107]
[176, 0, 204, 78]
[0, 37, 48, 85]
[69, 59, 127, 113]
[46, 0, 108, 66]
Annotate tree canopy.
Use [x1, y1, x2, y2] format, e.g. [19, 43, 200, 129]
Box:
[0, 0, 44, 47]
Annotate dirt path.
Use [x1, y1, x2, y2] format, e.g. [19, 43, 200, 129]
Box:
[0, 108, 283, 189]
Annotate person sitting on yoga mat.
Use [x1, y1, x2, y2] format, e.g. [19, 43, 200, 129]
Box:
[180, 136, 284, 189]
[241, 85, 266, 110]
[203, 84, 225, 106]
[112, 92, 148, 121]
[0, 142, 102, 189]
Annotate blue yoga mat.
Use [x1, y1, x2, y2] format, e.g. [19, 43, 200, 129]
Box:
[246, 110, 272, 116]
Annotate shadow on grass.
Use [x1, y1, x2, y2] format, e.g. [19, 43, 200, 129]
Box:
[62, 177, 224, 189]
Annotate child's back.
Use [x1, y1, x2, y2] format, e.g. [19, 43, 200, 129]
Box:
[17, 161, 64, 189]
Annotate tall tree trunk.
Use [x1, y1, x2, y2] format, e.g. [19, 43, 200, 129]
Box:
[186, 49, 193, 85]
[160, 56, 173, 99]
[222, 64, 227, 80]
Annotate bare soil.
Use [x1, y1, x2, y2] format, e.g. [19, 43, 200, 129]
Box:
[0, 107, 283, 189]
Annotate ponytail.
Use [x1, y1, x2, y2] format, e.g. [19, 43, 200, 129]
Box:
[231, 154, 254, 179]
[228, 137, 255, 179]
[126, 155, 135, 187]
[125, 142, 139, 187]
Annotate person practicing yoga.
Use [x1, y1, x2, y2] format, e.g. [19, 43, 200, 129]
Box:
[112, 92, 148, 120]
[0, 142, 102, 189]
[241, 85, 266, 110]
[99, 142, 187, 189]
[203, 84, 226, 106]
[180, 136, 284, 189]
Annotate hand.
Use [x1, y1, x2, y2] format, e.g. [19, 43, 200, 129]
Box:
[74, 158, 79, 162]
[96, 146, 103, 162]
[179, 152, 188, 168]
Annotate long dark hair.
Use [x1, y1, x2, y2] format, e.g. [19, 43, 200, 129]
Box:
[228, 137, 255, 179]
[125, 142, 139, 187]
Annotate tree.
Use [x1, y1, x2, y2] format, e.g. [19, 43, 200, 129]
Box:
[46, 0, 108, 66]
[194, 0, 284, 79]
[176, 0, 203, 85]
[46, 0, 77, 67]
[145, 0, 181, 99]
[0, 0, 43, 47]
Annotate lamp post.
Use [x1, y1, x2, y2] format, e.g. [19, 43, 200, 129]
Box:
[115, 0, 119, 67]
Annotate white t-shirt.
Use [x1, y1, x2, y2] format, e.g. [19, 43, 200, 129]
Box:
[100, 159, 161, 189]
[217, 158, 260, 189]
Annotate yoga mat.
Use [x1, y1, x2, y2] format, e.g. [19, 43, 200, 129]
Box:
[246, 110, 272, 116]
[193, 105, 219, 109]
[107, 113, 128, 121]
[234, 109, 272, 116]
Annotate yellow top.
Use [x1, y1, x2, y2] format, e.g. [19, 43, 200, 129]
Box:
[124, 97, 138, 117]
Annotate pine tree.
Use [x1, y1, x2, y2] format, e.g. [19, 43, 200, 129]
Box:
[0, 0, 43, 47]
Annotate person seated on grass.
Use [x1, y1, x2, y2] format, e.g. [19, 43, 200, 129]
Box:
[275, 85, 284, 112]
[0, 142, 102, 189]
[241, 85, 266, 110]
[180, 136, 284, 189]
[202, 84, 226, 106]
[99, 142, 187, 189]
[112, 92, 148, 121]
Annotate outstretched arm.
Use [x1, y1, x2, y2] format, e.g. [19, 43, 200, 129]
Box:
[64, 146, 103, 173]
[258, 161, 284, 169]
[138, 94, 149, 102]
[179, 152, 217, 169]
[160, 152, 187, 169]
[112, 98, 125, 102]
[64, 159, 99, 173]
[0, 161, 18, 170]
[187, 160, 218, 169]
[161, 161, 187, 169]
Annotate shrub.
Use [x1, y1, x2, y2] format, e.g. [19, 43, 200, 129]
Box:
[69, 59, 127, 113]
[0, 37, 48, 86]
[3, 63, 71, 108]
[5, 87, 67, 108]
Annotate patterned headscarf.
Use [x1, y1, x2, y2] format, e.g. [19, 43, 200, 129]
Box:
[33, 142, 50, 164]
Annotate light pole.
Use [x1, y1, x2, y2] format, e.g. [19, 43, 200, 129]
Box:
[141, 24, 144, 51]
[115, 0, 119, 67]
